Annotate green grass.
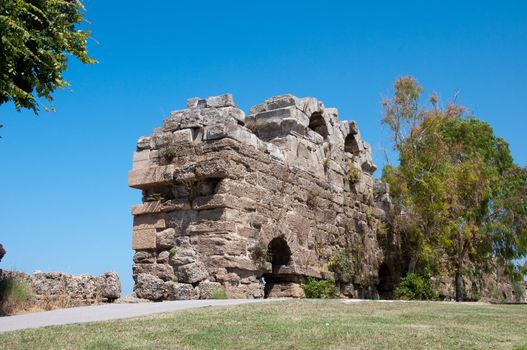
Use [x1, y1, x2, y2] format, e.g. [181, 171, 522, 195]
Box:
[0, 300, 526, 349]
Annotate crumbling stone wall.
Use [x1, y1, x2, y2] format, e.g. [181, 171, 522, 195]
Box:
[0, 270, 121, 308]
[129, 93, 395, 300]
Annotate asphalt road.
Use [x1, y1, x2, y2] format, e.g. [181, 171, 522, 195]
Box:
[0, 299, 269, 333]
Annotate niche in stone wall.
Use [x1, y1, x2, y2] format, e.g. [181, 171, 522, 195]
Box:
[267, 237, 292, 274]
[172, 178, 222, 200]
[142, 186, 175, 202]
[308, 112, 329, 139]
[344, 133, 360, 156]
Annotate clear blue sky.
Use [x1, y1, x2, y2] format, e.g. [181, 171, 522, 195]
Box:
[1, 1, 525, 294]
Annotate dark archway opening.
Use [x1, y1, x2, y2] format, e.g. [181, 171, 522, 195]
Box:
[344, 133, 360, 156]
[263, 237, 295, 298]
[377, 263, 394, 299]
[268, 237, 291, 273]
[308, 112, 329, 139]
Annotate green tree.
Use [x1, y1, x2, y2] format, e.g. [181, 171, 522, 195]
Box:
[0, 0, 95, 114]
[382, 77, 527, 301]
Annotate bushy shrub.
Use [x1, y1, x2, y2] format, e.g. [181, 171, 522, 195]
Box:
[0, 276, 34, 314]
[301, 277, 336, 298]
[513, 281, 525, 301]
[394, 273, 437, 300]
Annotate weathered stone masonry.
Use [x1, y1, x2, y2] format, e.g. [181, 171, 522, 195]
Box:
[128, 93, 400, 301]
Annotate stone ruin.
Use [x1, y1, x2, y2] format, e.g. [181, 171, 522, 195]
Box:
[128, 93, 402, 301]
[128, 93, 525, 302]
[0, 270, 121, 310]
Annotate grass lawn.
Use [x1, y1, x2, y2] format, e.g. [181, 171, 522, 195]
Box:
[0, 300, 525, 349]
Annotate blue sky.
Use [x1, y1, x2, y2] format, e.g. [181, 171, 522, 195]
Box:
[0, 1, 526, 294]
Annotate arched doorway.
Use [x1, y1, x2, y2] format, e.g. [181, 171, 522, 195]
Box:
[377, 263, 394, 299]
[264, 237, 295, 297]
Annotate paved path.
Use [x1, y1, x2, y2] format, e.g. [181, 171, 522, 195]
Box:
[0, 299, 269, 333]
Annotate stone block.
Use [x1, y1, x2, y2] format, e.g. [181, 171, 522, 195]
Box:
[133, 214, 166, 230]
[162, 116, 180, 132]
[166, 282, 200, 300]
[167, 109, 203, 129]
[132, 228, 157, 250]
[198, 281, 223, 299]
[133, 149, 150, 162]
[134, 273, 167, 301]
[266, 94, 299, 110]
[206, 256, 256, 271]
[265, 282, 305, 298]
[128, 165, 175, 189]
[204, 123, 233, 141]
[99, 272, 121, 300]
[137, 136, 151, 151]
[191, 235, 247, 256]
[265, 143, 285, 162]
[186, 220, 236, 235]
[173, 128, 193, 143]
[169, 248, 198, 267]
[205, 94, 236, 108]
[177, 262, 209, 284]
[131, 201, 164, 215]
[186, 97, 204, 109]
[249, 103, 267, 115]
[133, 263, 174, 281]
[156, 228, 176, 249]
[133, 250, 156, 264]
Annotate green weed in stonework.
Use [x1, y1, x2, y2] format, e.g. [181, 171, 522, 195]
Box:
[327, 249, 351, 275]
[159, 140, 194, 164]
[145, 193, 165, 202]
[347, 163, 360, 184]
[169, 247, 177, 255]
[160, 145, 178, 163]
[366, 208, 374, 225]
[301, 277, 336, 298]
[251, 243, 270, 266]
[211, 289, 228, 299]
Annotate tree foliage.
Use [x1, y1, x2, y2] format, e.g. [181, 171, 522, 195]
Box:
[382, 77, 527, 300]
[0, 0, 95, 113]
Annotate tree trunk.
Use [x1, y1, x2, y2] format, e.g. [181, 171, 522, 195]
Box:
[408, 257, 417, 274]
[455, 270, 464, 302]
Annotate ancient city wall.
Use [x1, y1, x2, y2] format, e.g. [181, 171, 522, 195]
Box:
[128, 94, 399, 300]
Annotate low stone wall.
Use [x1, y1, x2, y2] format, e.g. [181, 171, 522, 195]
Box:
[0, 270, 121, 309]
